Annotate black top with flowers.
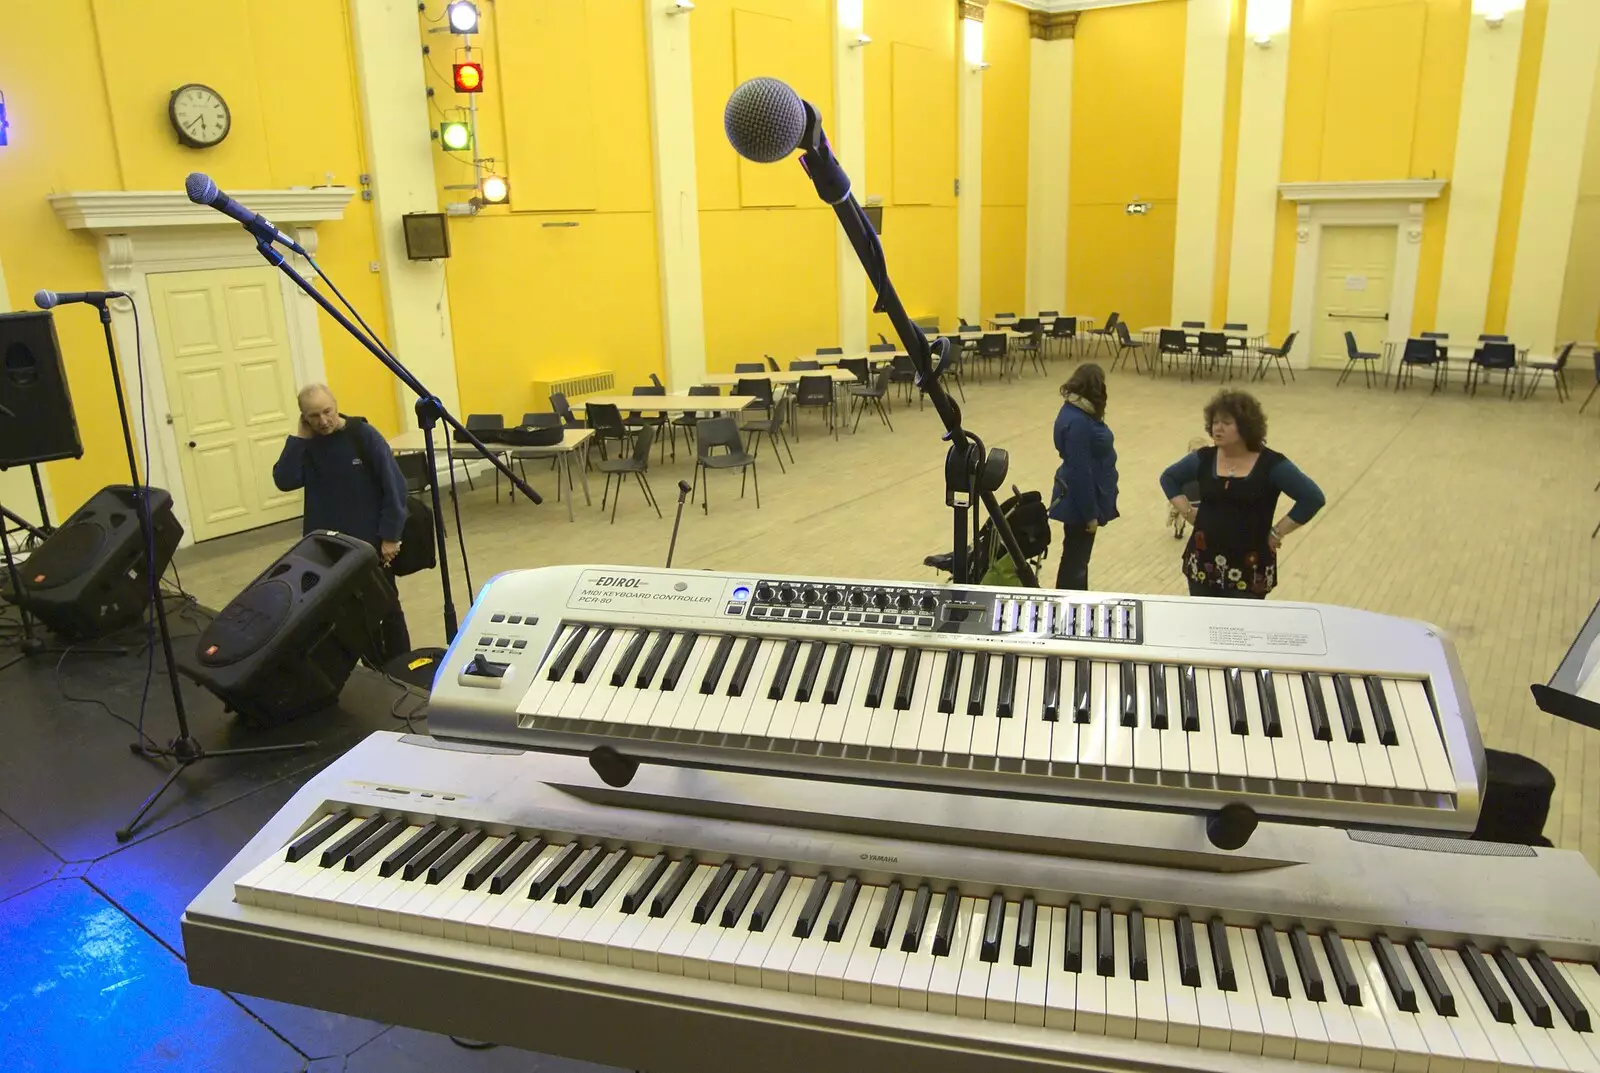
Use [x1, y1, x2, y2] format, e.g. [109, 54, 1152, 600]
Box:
[1176, 445, 1307, 595]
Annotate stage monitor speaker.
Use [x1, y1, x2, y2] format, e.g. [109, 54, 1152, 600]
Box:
[0, 310, 83, 466]
[177, 531, 391, 723]
[8, 485, 182, 639]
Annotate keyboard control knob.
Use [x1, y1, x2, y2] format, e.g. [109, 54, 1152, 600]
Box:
[1206, 803, 1259, 851]
[801, 587, 820, 605]
[848, 591, 866, 608]
[918, 594, 937, 613]
[894, 593, 913, 611]
[823, 587, 843, 606]
[755, 585, 774, 601]
[777, 586, 796, 604]
[871, 592, 890, 609]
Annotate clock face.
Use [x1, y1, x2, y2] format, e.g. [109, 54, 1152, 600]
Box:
[169, 83, 230, 149]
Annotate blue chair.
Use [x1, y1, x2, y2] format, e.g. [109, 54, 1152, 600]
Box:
[1467, 341, 1518, 397]
[1395, 337, 1445, 394]
[1338, 331, 1382, 387]
[1522, 341, 1574, 401]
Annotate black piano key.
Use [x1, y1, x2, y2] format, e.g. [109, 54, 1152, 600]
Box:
[1149, 663, 1170, 730]
[1257, 670, 1283, 737]
[319, 813, 385, 868]
[426, 828, 486, 885]
[1405, 938, 1456, 1017]
[1119, 662, 1138, 726]
[864, 647, 893, 709]
[1301, 672, 1332, 741]
[403, 825, 462, 882]
[980, 893, 1006, 963]
[749, 868, 791, 932]
[1333, 673, 1365, 743]
[343, 816, 407, 873]
[1064, 901, 1084, 972]
[1209, 916, 1236, 991]
[649, 856, 698, 919]
[939, 652, 962, 715]
[1224, 668, 1249, 735]
[489, 837, 546, 895]
[720, 863, 764, 926]
[1290, 925, 1326, 1002]
[635, 630, 674, 688]
[546, 625, 588, 680]
[528, 841, 583, 900]
[1364, 676, 1399, 746]
[1015, 896, 1037, 968]
[1321, 929, 1361, 1005]
[726, 637, 761, 697]
[380, 821, 441, 879]
[824, 876, 861, 942]
[901, 883, 932, 952]
[286, 809, 352, 862]
[1175, 912, 1200, 987]
[571, 628, 613, 685]
[871, 881, 904, 949]
[1373, 934, 1419, 1012]
[822, 643, 854, 705]
[794, 873, 834, 939]
[1257, 923, 1290, 998]
[767, 640, 801, 700]
[580, 848, 630, 908]
[1460, 942, 1513, 1022]
[692, 861, 737, 924]
[794, 642, 826, 703]
[1042, 657, 1062, 722]
[610, 630, 649, 686]
[1174, 666, 1200, 733]
[1529, 950, 1591, 1032]
[895, 648, 922, 711]
[996, 653, 1018, 718]
[700, 636, 736, 695]
[621, 851, 671, 913]
[1128, 908, 1149, 981]
[1495, 945, 1553, 1027]
[552, 843, 605, 903]
[932, 886, 961, 957]
[660, 632, 698, 691]
[1096, 907, 1115, 977]
[1073, 658, 1092, 722]
[967, 653, 990, 716]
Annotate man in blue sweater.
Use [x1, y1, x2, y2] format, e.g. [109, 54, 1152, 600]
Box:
[273, 384, 411, 657]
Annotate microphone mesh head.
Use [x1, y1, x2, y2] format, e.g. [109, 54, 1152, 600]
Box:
[724, 77, 807, 163]
[185, 171, 218, 205]
[33, 289, 56, 310]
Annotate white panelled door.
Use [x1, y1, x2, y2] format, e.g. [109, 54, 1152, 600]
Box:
[148, 267, 302, 541]
[1310, 225, 1397, 369]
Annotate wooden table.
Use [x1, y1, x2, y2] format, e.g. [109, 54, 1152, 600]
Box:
[989, 313, 1096, 331]
[389, 427, 595, 522]
[700, 368, 858, 386]
[807, 351, 901, 367]
[577, 394, 759, 414]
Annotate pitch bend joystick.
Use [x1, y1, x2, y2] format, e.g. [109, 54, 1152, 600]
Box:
[1206, 802, 1259, 850]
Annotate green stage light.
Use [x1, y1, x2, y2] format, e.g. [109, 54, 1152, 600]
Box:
[439, 120, 471, 152]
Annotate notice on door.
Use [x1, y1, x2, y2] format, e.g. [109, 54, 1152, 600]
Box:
[1344, 275, 1368, 291]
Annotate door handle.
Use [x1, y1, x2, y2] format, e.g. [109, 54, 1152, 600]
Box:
[1330, 312, 1389, 320]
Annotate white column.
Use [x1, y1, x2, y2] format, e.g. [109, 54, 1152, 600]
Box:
[348, 0, 459, 429]
[834, 0, 869, 354]
[645, 0, 708, 390]
[1170, 0, 1230, 324]
[0, 250, 56, 532]
[1025, 14, 1073, 315]
[1506, 0, 1600, 355]
[1435, 10, 1524, 341]
[1225, 17, 1291, 345]
[958, 9, 985, 326]
[1556, 58, 1600, 345]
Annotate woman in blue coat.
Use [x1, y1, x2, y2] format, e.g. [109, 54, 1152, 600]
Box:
[1048, 363, 1119, 590]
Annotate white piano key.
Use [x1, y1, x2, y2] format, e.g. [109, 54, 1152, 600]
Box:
[1304, 930, 1364, 1067]
[927, 896, 977, 1016]
[1420, 952, 1502, 1073]
[1351, 936, 1433, 1073]
[530, 872, 606, 955]
[860, 649, 902, 749]
[1284, 673, 1336, 786]
[1223, 925, 1267, 1057]
[691, 645, 742, 737]
[539, 628, 597, 716]
[1131, 663, 1162, 771]
[411, 838, 503, 938]
[1517, 953, 1599, 1073]
[1392, 678, 1458, 795]
[611, 635, 669, 728]
[1237, 925, 1297, 1060]
[650, 635, 714, 730]
[349, 826, 435, 927]
[668, 634, 727, 731]
[1104, 663, 1135, 771]
[889, 890, 943, 1011]
[868, 889, 916, 1007]
[1049, 658, 1081, 767]
[634, 865, 716, 974]
[1190, 917, 1235, 1052]
[1043, 906, 1077, 1032]
[1442, 948, 1537, 1072]
[463, 843, 550, 943]
[1321, 677, 1368, 788]
[787, 644, 836, 744]
[1014, 903, 1052, 1028]
[1133, 913, 1169, 1043]
[891, 652, 934, 754]
[1208, 670, 1248, 779]
[955, 897, 993, 1019]
[1554, 962, 1600, 1066]
[942, 652, 978, 759]
[1158, 917, 1202, 1048]
[1075, 908, 1108, 1036]
[840, 887, 890, 1003]
[562, 857, 648, 961]
[984, 899, 1023, 1024]
[736, 875, 804, 987]
[502, 857, 581, 952]
[1274, 929, 1330, 1063]
[313, 838, 395, 922]
[1348, 681, 1398, 790]
[1157, 665, 1191, 773]
[816, 647, 869, 746]
[1104, 913, 1138, 1039]
[1334, 936, 1399, 1069]
[967, 656, 1004, 766]
[1262, 675, 1305, 783]
[602, 859, 669, 966]
[817, 885, 879, 1000]
[916, 650, 952, 755]
[995, 662, 1029, 766]
[1021, 661, 1054, 766]
[719, 640, 779, 737]
[1078, 663, 1111, 768]
[1238, 674, 1278, 781]
[761, 645, 811, 743]
[781, 879, 845, 995]
[1377, 679, 1429, 792]
[573, 630, 633, 723]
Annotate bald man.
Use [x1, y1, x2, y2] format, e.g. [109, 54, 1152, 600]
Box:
[273, 384, 411, 656]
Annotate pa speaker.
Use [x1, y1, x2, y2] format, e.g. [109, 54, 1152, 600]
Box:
[177, 531, 391, 723]
[0, 310, 83, 467]
[8, 485, 182, 639]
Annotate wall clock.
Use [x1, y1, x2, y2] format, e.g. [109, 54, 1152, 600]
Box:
[168, 83, 231, 149]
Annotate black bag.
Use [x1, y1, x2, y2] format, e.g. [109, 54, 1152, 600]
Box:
[347, 417, 437, 578]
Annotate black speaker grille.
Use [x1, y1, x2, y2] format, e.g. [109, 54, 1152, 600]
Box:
[197, 579, 295, 666]
[23, 522, 106, 590]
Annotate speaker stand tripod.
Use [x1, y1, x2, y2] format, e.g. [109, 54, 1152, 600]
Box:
[55, 300, 318, 842]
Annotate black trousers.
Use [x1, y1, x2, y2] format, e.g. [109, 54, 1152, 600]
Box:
[378, 561, 412, 660]
[1187, 578, 1266, 600]
[1055, 524, 1096, 590]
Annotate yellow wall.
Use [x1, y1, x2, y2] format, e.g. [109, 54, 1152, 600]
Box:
[980, 1, 1030, 321]
[1068, 0, 1187, 332]
[692, 0, 840, 370]
[865, 0, 959, 334]
[0, 0, 391, 515]
[425, 0, 665, 414]
[1485, 0, 1549, 334]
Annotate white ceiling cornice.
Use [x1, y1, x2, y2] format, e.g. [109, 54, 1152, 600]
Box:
[48, 188, 356, 232]
[1278, 180, 1448, 203]
[1006, 0, 1166, 12]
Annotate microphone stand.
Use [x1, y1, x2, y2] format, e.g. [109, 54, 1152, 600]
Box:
[789, 118, 1037, 587]
[665, 480, 691, 568]
[248, 237, 543, 643]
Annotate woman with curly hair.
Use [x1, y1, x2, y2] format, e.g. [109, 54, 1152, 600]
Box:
[1159, 390, 1324, 599]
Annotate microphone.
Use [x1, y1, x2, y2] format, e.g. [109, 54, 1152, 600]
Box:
[185, 172, 306, 255]
[724, 77, 850, 204]
[34, 288, 127, 309]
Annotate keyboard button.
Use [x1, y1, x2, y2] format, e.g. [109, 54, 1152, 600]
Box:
[547, 626, 589, 680]
[1302, 671, 1332, 740]
[1332, 673, 1365, 743]
[1287, 925, 1325, 1002]
[793, 642, 827, 703]
[1405, 937, 1456, 1016]
[1119, 662, 1138, 726]
[343, 817, 408, 873]
[824, 876, 862, 942]
[610, 630, 649, 686]
[822, 643, 854, 705]
[649, 855, 698, 918]
[932, 885, 961, 957]
[719, 864, 764, 926]
[1073, 658, 1092, 722]
[939, 651, 962, 715]
[1207, 916, 1236, 990]
[1178, 666, 1200, 732]
[488, 837, 545, 895]
[580, 848, 631, 907]
[319, 814, 385, 869]
[659, 632, 699, 691]
[571, 628, 614, 685]
[1041, 656, 1062, 722]
[1364, 675, 1399, 746]
[894, 648, 922, 711]
[871, 881, 904, 948]
[1530, 950, 1591, 1032]
[1064, 900, 1084, 972]
[767, 640, 801, 700]
[1494, 945, 1552, 1027]
[692, 861, 737, 924]
[1014, 896, 1037, 968]
[794, 873, 834, 939]
[427, 828, 487, 885]
[699, 636, 735, 695]
[1372, 933, 1419, 1012]
[1127, 907, 1148, 981]
[901, 883, 933, 953]
[527, 841, 583, 900]
[1255, 923, 1290, 998]
[749, 868, 791, 932]
[1147, 663, 1169, 729]
[967, 653, 991, 717]
[286, 809, 353, 863]
[1096, 906, 1114, 977]
[996, 653, 1019, 718]
[726, 638, 761, 696]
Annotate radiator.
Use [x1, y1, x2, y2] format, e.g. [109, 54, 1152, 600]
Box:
[530, 372, 615, 410]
